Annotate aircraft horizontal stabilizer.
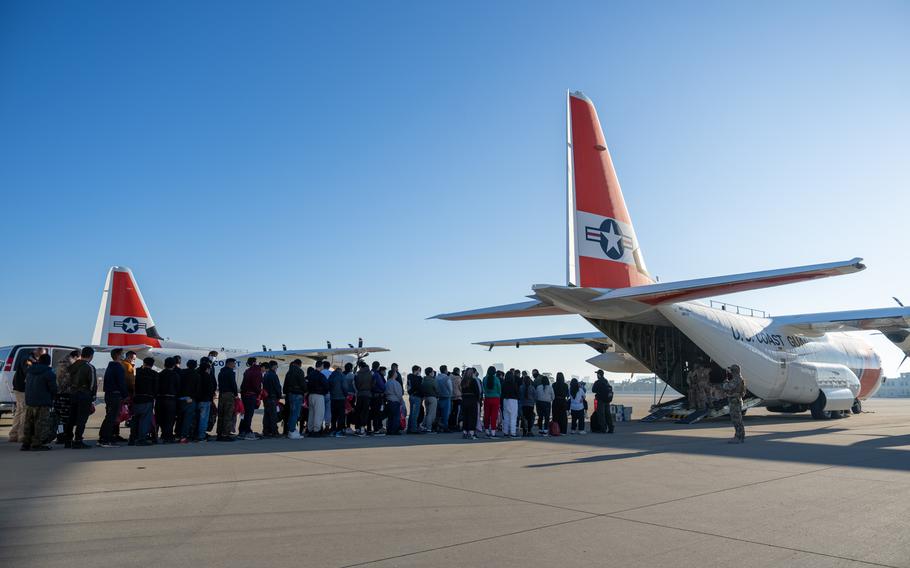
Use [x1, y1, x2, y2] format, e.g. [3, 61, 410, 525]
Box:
[474, 331, 612, 350]
[775, 306, 910, 354]
[429, 300, 569, 321]
[595, 258, 865, 306]
[84, 344, 153, 354]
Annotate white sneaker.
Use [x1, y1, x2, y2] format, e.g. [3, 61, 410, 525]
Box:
[578, 430, 587, 435]
[243, 433, 257, 441]
[288, 431, 302, 440]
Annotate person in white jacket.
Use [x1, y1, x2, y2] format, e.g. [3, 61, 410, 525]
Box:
[569, 378, 587, 434]
[534, 376, 554, 436]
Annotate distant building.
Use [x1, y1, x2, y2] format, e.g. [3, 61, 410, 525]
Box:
[874, 373, 910, 398]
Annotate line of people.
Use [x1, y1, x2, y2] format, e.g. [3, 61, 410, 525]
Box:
[13, 348, 618, 451]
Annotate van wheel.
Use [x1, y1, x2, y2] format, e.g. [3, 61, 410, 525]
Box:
[851, 399, 862, 414]
[810, 394, 829, 420]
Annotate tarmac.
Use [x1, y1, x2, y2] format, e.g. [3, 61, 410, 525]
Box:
[1, 395, 909, 568]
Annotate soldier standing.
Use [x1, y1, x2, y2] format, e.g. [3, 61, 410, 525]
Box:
[686, 366, 698, 410]
[722, 364, 746, 443]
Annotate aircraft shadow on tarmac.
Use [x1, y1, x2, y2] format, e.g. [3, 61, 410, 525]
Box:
[5, 412, 909, 473]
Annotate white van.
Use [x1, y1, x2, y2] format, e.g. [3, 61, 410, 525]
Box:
[0, 344, 80, 415]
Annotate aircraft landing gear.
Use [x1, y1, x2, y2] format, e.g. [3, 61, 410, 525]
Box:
[852, 399, 862, 414]
[810, 393, 829, 420]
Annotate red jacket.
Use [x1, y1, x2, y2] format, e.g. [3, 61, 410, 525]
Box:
[240, 366, 263, 396]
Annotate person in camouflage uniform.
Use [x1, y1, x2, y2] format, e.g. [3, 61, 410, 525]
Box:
[54, 350, 80, 444]
[723, 364, 746, 443]
[686, 366, 699, 410]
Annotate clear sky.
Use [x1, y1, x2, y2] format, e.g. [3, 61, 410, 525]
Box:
[1, 1, 907, 379]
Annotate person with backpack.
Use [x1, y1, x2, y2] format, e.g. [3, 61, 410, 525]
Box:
[569, 378, 587, 434]
[500, 370, 520, 438]
[534, 375, 554, 436]
[591, 370, 614, 433]
[460, 369, 480, 440]
[519, 372, 537, 437]
[482, 366, 501, 438]
[20, 353, 57, 451]
[551, 373, 570, 436]
[406, 365, 423, 434]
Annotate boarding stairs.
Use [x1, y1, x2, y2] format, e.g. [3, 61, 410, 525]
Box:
[641, 396, 763, 424]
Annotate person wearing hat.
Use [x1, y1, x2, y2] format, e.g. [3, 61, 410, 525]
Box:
[723, 364, 747, 443]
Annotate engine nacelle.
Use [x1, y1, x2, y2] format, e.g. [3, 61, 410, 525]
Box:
[586, 352, 650, 374]
[782, 361, 860, 408]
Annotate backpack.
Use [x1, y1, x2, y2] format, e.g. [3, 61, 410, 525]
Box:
[548, 420, 561, 436]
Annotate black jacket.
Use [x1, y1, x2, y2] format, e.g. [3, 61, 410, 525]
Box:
[461, 377, 480, 400]
[592, 378, 613, 402]
[157, 368, 180, 397]
[552, 381, 569, 405]
[283, 365, 306, 395]
[24, 363, 57, 407]
[69, 360, 97, 397]
[12, 355, 36, 392]
[178, 368, 200, 400]
[197, 369, 217, 402]
[406, 373, 422, 397]
[501, 376, 520, 399]
[306, 368, 329, 395]
[134, 366, 159, 404]
[263, 370, 282, 399]
[218, 367, 238, 394]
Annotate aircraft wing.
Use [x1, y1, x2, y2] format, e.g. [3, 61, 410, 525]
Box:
[474, 331, 613, 351]
[774, 307, 910, 354]
[429, 300, 570, 321]
[239, 346, 389, 363]
[594, 258, 866, 306]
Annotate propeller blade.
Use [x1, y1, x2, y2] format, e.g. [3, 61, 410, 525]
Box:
[894, 296, 904, 307]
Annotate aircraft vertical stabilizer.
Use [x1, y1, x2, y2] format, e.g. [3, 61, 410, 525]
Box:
[92, 266, 163, 348]
[567, 91, 652, 289]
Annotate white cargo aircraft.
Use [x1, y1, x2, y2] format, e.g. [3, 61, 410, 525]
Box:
[433, 91, 910, 420]
[91, 266, 388, 369]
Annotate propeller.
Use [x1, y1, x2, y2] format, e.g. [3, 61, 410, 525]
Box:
[326, 340, 332, 349]
[894, 297, 904, 307]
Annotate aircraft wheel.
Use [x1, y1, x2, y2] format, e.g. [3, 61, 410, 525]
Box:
[851, 399, 862, 414]
[809, 394, 828, 420]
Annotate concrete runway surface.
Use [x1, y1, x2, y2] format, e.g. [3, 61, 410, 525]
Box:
[1, 395, 909, 568]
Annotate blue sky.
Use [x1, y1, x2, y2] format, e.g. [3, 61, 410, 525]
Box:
[1, 1, 907, 379]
